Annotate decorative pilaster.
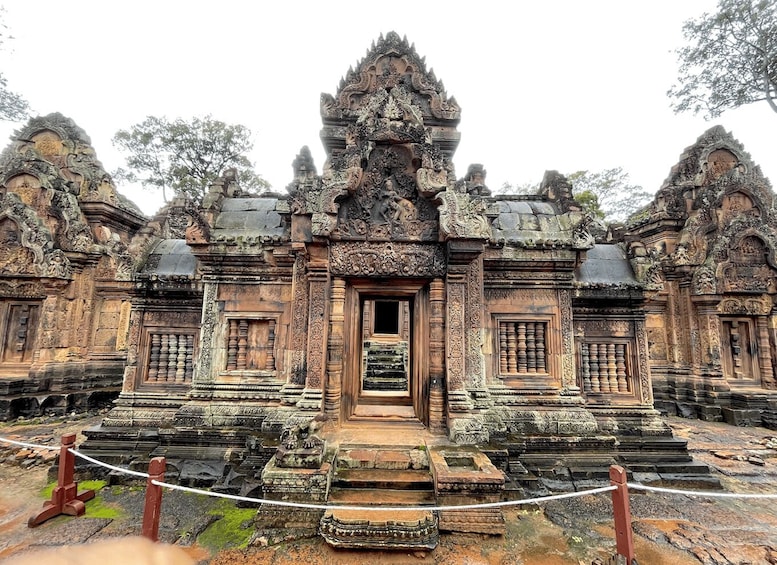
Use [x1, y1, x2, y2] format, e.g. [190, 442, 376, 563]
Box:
[299, 245, 329, 409]
[193, 282, 218, 388]
[429, 279, 446, 432]
[757, 316, 775, 388]
[634, 318, 653, 404]
[558, 289, 577, 390]
[325, 278, 346, 419]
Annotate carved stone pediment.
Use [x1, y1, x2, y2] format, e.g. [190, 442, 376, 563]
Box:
[0, 192, 72, 279]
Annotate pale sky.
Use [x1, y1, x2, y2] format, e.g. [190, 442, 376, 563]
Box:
[1, 0, 773, 216]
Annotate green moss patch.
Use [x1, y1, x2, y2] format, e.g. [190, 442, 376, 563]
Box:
[197, 499, 256, 552]
[39, 480, 122, 519]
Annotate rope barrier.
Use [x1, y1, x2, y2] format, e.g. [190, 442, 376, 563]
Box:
[68, 448, 150, 479]
[0, 436, 57, 451]
[628, 482, 777, 499]
[150, 479, 617, 512]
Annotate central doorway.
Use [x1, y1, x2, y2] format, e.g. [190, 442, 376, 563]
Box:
[343, 280, 429, 424]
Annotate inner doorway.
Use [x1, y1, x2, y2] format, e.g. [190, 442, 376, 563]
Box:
[360, 298, 412, 403]
[343, 281, 429, 424]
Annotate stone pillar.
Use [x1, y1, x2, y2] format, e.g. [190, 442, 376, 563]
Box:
[634, 318, 653, 405]
[280, 251, 310, 406]
[299, 245, 329, 410]
[122, 307, 144, 393]
[445, 243, 477, 413]
[466, 258, 490, 409]
[757, 315, 775, 388]
[193, 282, 218, 390]
[325, 278, 345, 420]
[558, 289, 579, 391]
[429, 278, 446, 433]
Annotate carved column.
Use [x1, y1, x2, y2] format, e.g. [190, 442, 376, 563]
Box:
[325, 278, 346, 420]
[558, 289, 578, 391]
[123, 307, 144, 393]
[280, 250, 310, 405]
[695, 300, 723, 377]
[445, 241, 482, 413]
[192, 282, 218, 390]
[299, 245, 329, 410]
[757, 316, 774, 388]
[467, 257, 490, 409]
[680, 283, 702, 374]
[429, 278, 446, 432]
[634, 318, 653, 405]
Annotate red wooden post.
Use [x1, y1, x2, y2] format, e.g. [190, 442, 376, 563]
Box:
[609, 464, 636, 563]
[142, 457, 166, 541]
[28, 433, 96, 527]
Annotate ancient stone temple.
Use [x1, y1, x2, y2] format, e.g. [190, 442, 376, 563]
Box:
[627, 126, 777, 427]
[0, 115, 146, 419]
[2, 31, 775, 547]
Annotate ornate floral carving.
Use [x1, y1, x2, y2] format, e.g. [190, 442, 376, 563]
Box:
[436, 185, 491, 241]
[718, 295, 773, 315]
[330, 242, 446, 277]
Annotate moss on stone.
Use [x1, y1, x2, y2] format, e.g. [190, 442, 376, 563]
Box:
[197, 500, 256, 552]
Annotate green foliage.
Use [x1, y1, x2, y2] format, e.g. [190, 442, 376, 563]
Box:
[112, 115, 269, 204]
[0, 8, 30, 121]
[497, 181, 539, 195]
[668, 0, 777, 117]
[197, 499, 256, 552]
[567, 167, 653, 223]
[573, 189, 605, 220]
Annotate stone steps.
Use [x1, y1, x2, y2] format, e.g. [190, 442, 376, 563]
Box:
[320, 445, 439, 550]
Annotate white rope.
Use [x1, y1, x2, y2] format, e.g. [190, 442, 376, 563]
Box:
[69, 448, 150, 479]
[0, 436, 57, 451]
[150, 480, 617, 512]
[628, 482, 777, 499]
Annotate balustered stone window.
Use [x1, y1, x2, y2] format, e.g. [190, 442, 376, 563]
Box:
[498, 320, 548, 376]
[144, 332, 195, 384]
[580, 341, 631, 394]
[225, 318, 276, 372]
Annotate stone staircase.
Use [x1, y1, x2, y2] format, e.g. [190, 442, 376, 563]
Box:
[320, 445, 439, 549]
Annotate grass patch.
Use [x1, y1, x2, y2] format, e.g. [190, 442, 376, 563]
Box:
[39, 480, 122, 520]
[197, 499, 256, 552]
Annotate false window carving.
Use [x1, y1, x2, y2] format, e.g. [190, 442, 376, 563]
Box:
[225, 318, 276, 372]
[498, 321, 548, 375]
[144, 332, 196, 384]
[579, 342, 631, 394]
[0, 301, 40, 367]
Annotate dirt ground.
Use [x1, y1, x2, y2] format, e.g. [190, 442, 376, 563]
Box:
[1, 414, 777, 565]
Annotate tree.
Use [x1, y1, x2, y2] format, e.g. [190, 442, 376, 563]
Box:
[668, 0, 777, 118]
[567, 168, 652, 223]
[112, 115, 269, 203]
[0, 8, 30, 121]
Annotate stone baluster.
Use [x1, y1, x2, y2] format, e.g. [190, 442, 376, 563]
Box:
[590, 343, 600, 392]
[499, 323, 508, 374]
[237, 320, 248, 370]
[526, 322, 536, 373]
[516, 322, 527, 373]
[581, 343, 591, 392]
[167, 333, 178, 382]
[185, 335, 194, 381]
[158, 334, 169, 382]
[605, 343, 616, 393]
[616, 343, 628, 392]
[227, 320, 238, 371]
[175, 335, 186, 383]
[507, 323, 517, 373]
[266, 319, 276, 371]
[148, 334, 160, 382]
[536, 323, 546, 373]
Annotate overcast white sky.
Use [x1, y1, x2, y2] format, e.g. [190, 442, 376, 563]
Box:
[1, 0, 773, 216]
